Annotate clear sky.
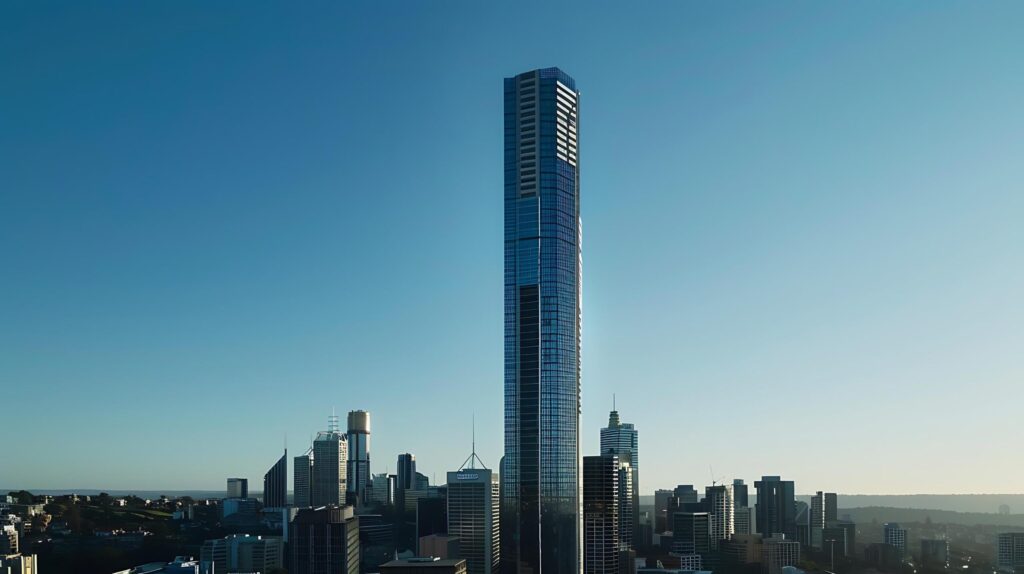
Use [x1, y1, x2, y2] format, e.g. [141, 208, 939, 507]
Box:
[2, 2, 1022, 495]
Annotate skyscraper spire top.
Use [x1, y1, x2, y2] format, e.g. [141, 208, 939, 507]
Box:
[460, 413, 488, 470]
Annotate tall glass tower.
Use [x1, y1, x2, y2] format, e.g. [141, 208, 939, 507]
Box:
[502, 67, 582, 574]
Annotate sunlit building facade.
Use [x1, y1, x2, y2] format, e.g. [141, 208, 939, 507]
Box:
[502, 67, 582, 574]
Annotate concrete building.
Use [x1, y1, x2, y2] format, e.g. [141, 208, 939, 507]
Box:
[200, 534, 284, 574]
[584, 455, 620, 574]
[290, 505, 359, 574]
[762, 536, 800, 574]
[447, 468, 500, 574]
[883, 523, 907, 556]
[381, 557, 468, 574]
[294, 448, 314, 508]
[420, 534, 462, 560]
[347, 410, 371, 505]
[705, 485, 734, 550]
[997, 532, 1024, 571]
[226, 478, 248, 499]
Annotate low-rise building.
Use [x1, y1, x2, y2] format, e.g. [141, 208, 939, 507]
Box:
[381, 557, 468, 574]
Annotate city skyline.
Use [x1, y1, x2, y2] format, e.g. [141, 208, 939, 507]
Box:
[3, 1, 1024, 495]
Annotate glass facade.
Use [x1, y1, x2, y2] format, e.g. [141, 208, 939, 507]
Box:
[502, 67, 582, 574]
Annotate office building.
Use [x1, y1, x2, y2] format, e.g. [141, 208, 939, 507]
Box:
[810, 492, 837, 529]
[200, 534, 284, 574]
[821, 525, 849, 562]
[369, 472, 396, 507]
[397, 453, 417, 512]
[295, 448, 314, 508]
[673, 485, 699, 505]
[601, 407, 639, 548]
[721, 533, 763, 565]
[733, 480, 749, 509]
[501, 66, 582, 574]
[754, 477, 796, 539]
[418, 493, 448, 543]
[381, 557, 468, 574]
[672, 512, 710, 556]
[448, 466, 499, 574]
[420, 534, 463, 561]
[762, 536, 800, 574]
[920, 539, 949, 569]
[221, 497, 258, 519]
[263, 450, 287, 508]
[290, 505, 359, 574]
[311, 417, 348, 507]
[347, 410, 371, 505]
[705, 485, 734, 550]
[734, 507, 753, 536]
[997, 532, 1024, 570]
[883, 523, 907, 556]
[227, 478, 248, 499]
[583, 455, 619, 574]
[654, 490, 673, 534]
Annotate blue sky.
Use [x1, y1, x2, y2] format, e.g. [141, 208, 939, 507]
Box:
[2, 2, 1022, 495]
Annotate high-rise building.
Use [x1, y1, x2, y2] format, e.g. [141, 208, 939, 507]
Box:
[600, 408, 639, 550]
[705, 485, 734, 550]
[227, 477, 248, 499]
[201, 534, 285, 573]
[672, 512, 710, 556]
[654, 490, 673, 534]
[754, 476, 796, 539]
[733, 479, 749, 509]
[263, 450, 287, 508]
[347, 410, 371, 505]
[734, 507, 753, 536]
[294, 448, 314, 508]
[583, 455, 619, 574]
[673, 485, 699, 505]
[0, 553, 37, 574]
[290, 505, 360, 574]
[311, 418, 348, 507]
[369, 472, 395, 507]
[997, 532, 1024, 570]
[883, 523, 907, 556]
[501, 66, 582, 574]
[448, 468, 500, 574]
[762, 536, 800, 574]
[397, 453, 417, 512]
[810, 492, 837, 529]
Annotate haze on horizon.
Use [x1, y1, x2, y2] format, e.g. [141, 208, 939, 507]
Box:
[1, 2, 1022, 495]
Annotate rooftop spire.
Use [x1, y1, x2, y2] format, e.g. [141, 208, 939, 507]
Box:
[459, 413, 488, 470]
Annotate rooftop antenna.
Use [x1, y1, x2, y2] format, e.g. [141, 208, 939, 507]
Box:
[459, 413, 488, 470]
[613, 393, 616, 411]
[328, 408, 340, 433]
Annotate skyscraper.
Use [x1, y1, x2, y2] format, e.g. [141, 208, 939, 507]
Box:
[227, 478, 248, 499]
[311, 417, 348, 507]
[754, 476, 796, 539]
[294, 448, 313, 508]
[583, 455, 618, 574]
[810, 491, 837, 529]
[448, 468, 500, 574]
[347, 410, 371, 505]
[883, 523, 907, 556]
[705, 484, 734, 550]
[600, 408, 638, 550]
[397, 453, 416, 512]
[502, 66, 582, 574]
[263, 450, 287, 508]
[732, 479, 749, 509]
[290, 505, 360, 574]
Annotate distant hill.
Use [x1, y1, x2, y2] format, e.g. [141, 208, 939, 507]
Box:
[640, 493, 1024, 515]
[839, 506, 1024, 528]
